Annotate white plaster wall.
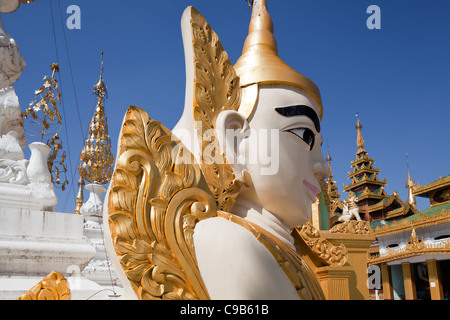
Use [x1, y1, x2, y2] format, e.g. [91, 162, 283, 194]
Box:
[0, 207, 95, 275]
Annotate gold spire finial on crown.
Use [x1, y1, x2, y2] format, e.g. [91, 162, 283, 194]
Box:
[234, 0, 322, 119]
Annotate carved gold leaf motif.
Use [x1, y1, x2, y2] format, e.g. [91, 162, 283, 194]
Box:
[190, 8, 241, 212]
[330, 220, 372, 234]
[298, 222, 348, 266]
[17, 271, 70, 300]
[218, 212, 325, 300]
[107, 106, 216, 300]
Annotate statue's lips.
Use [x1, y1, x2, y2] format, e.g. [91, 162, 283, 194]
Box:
[303, 179, 321, 201]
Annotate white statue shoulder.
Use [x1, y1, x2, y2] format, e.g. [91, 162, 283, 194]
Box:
[193, 216, 299, 300]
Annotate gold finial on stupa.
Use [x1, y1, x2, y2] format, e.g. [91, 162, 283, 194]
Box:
[94, 52, 107, 96]
[234, 0, 322, 119]
[73, 176, 84, 215]
[355, 113, 366, 155]
[78, 52, 114, 185]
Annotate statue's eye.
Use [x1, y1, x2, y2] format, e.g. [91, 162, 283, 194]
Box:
[287, 128, 315, 150]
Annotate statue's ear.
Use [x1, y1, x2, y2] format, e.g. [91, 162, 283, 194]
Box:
[215, 110, 249, 181]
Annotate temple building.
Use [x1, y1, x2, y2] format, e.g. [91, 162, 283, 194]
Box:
[325, 116, 450, 300]
[330, 115, 417, 227]
[368, 174, 450, 300]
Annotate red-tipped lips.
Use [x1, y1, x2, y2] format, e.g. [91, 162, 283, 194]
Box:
[303, 179, 321, 202]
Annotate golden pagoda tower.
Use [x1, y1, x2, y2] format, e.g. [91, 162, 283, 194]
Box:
[343, 114, 416, 224]
[75, 52, 114, 215]
[326, 148, 346, 228]
[326, 149, 341, 204]
[78, 52, 114, 186]
[343, 114, 388, 220]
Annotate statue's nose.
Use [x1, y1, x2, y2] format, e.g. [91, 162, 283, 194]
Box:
[313, 159, 329, 181]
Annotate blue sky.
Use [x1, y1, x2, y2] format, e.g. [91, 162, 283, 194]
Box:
[4, 0, 450, 213]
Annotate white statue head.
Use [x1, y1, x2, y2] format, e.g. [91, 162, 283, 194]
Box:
[173, 0, 329, 229]
[216, 85, 328, 228]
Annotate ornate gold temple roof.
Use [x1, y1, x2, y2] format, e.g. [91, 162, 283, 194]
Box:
[343, 116, 387, 198]
[339, 116, 418, 224]
[413, 175, 450, 197]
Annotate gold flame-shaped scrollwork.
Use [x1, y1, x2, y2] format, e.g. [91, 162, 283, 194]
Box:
[107, 106, 216, 300]
[17, 271, 71, 300]
[297, 222, 348, 267]
[190, 8, 241, 212]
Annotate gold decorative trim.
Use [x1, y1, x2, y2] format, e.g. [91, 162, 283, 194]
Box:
[348, 167, 379, 179]
[107, 106, 216, 300]
[219, 212, 325, 300]
[368, 229, 450, 265]
[343, 177, 386, 192]
[17, 271, 70, 300]
[413, 175, 450, 196]
[373, 209, 450, 236]
[190, 7, 241, 213]
[350, 154, 374, 167]
[330, 220, 372, 235]
[296, 222, 348, 267]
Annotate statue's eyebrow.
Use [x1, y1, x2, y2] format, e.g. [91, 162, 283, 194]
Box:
[275, 105, 321, 133]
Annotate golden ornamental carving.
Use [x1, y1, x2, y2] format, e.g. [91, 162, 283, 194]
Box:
[108, 106, 327, 300]
[368, 229, 450, 265]
[17, 271, 70, 300]
[190, 8, 241, 212]
[413, 175, 450, 196]
[20, 63, 69, 190]
[330, 220, 372, 235]
[218, 212, 324, 300]
[373, 209, 450, 236]
[297, 222, 348, 266]
[107, 106, 216, 300]
[79, 52, 114, 185]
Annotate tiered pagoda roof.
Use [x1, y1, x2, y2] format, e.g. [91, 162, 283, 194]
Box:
[341, 116, 417, 223]
[326, 151, 340, 205]
[326, 150, 343, 227]
[413, 174, 450, 208]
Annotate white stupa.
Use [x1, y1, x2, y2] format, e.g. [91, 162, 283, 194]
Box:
[0, 1, 112, 300]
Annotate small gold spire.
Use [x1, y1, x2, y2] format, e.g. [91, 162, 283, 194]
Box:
[405, 153, 417, 208]
[234, 0, 322, 119]
[355, 113, 366, 155]
[326, 145, 340, 203]
[73, 176, 84, 215]
[94, 51, 107, 96]
[79, 52, 114, 185]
